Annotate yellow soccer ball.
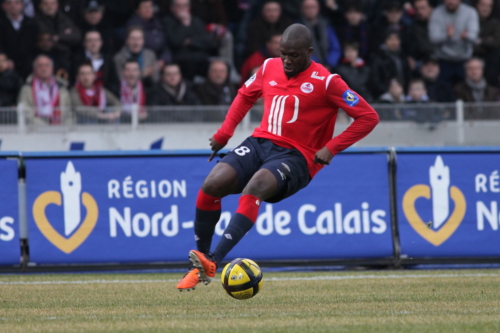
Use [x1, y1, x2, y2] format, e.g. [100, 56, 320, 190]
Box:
[220, 258, 263, 300]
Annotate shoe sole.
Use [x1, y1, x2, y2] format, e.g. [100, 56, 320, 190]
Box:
[189, 251, 213, 285]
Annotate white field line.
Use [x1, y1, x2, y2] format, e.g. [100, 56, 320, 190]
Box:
[0, 272, 499, 285]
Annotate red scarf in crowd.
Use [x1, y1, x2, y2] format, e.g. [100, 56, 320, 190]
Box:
[31, 76, 61, 124]
[120, 79, 146, 114]
[75, 82, 106, 110]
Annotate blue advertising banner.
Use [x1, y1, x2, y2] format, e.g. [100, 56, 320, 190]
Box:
[397, 152, 500, 258]
[0, 159, 20, 265]
[26, 152, 393, 264]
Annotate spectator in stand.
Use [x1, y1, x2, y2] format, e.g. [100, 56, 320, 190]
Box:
[245, 1, 293, 56]
[473, 0, 500, 86]
[239, 33, 281, 87]
[0, 0, 39, 79]
[377, 78, 406, 103]
[190, 0, 237, 83]
[300, 0, 341, 70]
[406, 79, 431, 103]
[70, 62, 120, 123]
[119, 60, 147, 121]
[148, 63, 200, 106]
[73, 30, 119, 95]
[18, 55, 71, 125]
[114, 26, 159, 87]
[369, 30, 411, 99]
[370, 1, 407, 53]
[336, 42, 372, 102]
[35, 32, 71, 80]
[80, 1, 115, 55]
[35, 0, 81, 49]
[429, 0, 479, 88]
[405, 0, 434, 65]
[0, 53, 22, 106]
[399, 78, 444, 126]
[195, 59, 236, 105]
[419, 57, 455, 102]
[335, 1, 369, 59]
[455, 58, 498, 102]
[163, 0, 215, 80]
[126, 0, 171, 64]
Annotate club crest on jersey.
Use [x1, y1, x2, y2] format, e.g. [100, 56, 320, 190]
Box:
[342, 90, 359, 107]
[245, 73, 256, 87]
[301, 82, 314, 94]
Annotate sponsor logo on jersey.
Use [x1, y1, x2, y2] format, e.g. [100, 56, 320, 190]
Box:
[245, 73, 256, 87]
[311, 71, 325, 80]
[269, 81, 277, 86]
[402, 156, 466, 246]
[32, 162, 99, 254]
[301, 82, 314, 93]
[342, 90, 359, 107]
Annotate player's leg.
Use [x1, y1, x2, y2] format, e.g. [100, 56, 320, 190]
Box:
[178, 138, 262, 290]
[211, 146, 310, 264]
[194, 162, 239, 255]
[211, 168, 278, 263]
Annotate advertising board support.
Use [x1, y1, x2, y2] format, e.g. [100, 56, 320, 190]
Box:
[0, 153, 21, 267]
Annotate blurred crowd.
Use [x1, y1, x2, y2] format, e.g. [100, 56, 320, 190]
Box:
[0, 0, 499, 125]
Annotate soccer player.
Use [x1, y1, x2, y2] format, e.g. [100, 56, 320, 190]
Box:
[176, 24, 379, 291]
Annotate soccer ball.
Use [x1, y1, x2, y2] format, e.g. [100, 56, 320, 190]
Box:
[220, 258, 263, 300]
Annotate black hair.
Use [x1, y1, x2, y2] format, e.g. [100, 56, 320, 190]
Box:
[161, 63, 181, 75]
[266, 33, 282, 43]
[122, 59, 140, 70]
[383, 0, 403, 11]
[135, 0, 153, 10]
[343, 41, 360, 51]
[77, 61, 94, 73]
[344, 0, 365, 13]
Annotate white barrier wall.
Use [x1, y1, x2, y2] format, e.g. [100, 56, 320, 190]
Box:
[0, 121, 499, 151]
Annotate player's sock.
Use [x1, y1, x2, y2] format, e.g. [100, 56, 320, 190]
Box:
[212, 194, 261, 263]
[194, 189, 221, 254]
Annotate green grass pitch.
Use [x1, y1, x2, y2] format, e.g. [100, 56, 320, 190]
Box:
[1, 270, 500, 332]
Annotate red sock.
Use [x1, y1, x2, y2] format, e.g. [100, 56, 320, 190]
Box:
[235, 194, 261, 222]
[196, 189, 221, 211]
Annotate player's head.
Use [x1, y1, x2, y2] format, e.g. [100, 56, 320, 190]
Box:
[280, 23, 313, 78]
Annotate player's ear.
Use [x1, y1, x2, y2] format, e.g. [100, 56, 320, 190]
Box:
[307, 47, 313, 58]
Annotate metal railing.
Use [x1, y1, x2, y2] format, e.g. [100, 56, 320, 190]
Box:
[2, 101, 500, 139]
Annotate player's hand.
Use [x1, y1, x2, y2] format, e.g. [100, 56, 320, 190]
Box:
[208, 136, 225, 162]
[314, 147, 334, 165]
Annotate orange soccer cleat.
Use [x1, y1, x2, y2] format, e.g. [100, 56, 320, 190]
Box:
[176, 267, 201, 291]
[189, 250, 217, 285]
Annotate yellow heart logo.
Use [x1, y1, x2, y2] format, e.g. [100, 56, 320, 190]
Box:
[403, 185, 466, 246]
[33, 191, 99, 254]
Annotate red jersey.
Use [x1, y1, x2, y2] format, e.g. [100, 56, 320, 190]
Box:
[213, 58, 379, 178]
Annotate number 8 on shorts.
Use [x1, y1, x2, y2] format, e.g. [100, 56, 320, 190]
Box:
[234, 146, 251, 156]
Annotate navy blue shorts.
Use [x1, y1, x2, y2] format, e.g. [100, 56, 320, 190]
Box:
[220, 137, 310, 203]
